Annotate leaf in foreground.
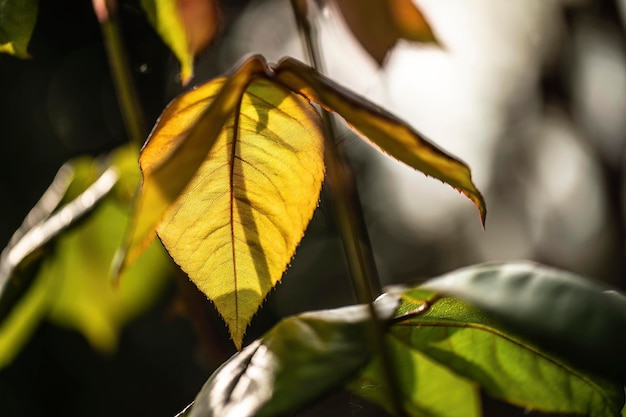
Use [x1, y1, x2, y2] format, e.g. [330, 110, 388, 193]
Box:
[187, 296, 399, 417]
[121, 55, 484, 347]
[0, 0, 38, 58]
[421, 261, 626, 382]
[348, 335, 480, 417]
[392, 288, 625, 417]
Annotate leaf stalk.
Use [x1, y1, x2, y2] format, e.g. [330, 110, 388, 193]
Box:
[92, 0, 147, 146]
[291, 2, 407, 416]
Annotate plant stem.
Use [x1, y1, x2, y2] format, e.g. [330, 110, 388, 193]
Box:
[291, 2, 406, 416]
[93, 0, 147, 145]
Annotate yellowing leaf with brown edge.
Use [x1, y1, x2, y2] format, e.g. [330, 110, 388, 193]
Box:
[119, 56, 269, 273]
[157, 78, 324, 348]
[335, 0, 438, 65]
[272, 58, 486, 225]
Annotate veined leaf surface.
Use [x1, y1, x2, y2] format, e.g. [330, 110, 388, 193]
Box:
[122, 56, 269, 269]
[158, 77, 324, 348]
[421, 261, 626, 381]
[348, 335, 480, 417]
[273, 58, 486, 224]
[392, 289, 625, 417]
[0, 0, 38, 58]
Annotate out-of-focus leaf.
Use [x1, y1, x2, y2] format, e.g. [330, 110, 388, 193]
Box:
[273, 58, 486, 224]
[0, 0, 38, 58]
[188, 296, 399, 417]
[421, 262, 626, 382]
[335, 0, 438, 64]
[348, 335, 480, 417]
[141, 0, 220, 85]
[0, 146, 172, 364]
[392, 289, 625, 417]
[156, 77, 324, 349]
[177, 0, 221, 54]
[120, 56, 269, 272]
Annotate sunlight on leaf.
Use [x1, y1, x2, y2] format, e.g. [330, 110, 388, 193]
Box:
[0, 0, 38, 58]
[422, 262, 626, 382]
[157, 77, 325, 349]
[348, 335, 480, 417]
[335, 0, 438, 64]
[273, 58, 486, 224]
[141, 0, 220, 85]
[392, 290, 625, 417]
[121, 56, 269, 272]
[188, 297, 399, 417]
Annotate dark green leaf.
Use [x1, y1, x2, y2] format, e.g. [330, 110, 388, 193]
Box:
[392, 289, 625, 417]
[188, 296, 399, 417]
[0, 0, 38, 58]
[422, 262, 626, 381]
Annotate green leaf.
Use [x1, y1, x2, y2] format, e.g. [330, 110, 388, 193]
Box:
[273, 57, 486, 225]
[188, 296, 399, 417]
[421, 262, 626, 382]
[392, 289, 625, 417]
[0, 146, 172, 364]
[348, 335, 480, 417]
[0, 0, 38, 58]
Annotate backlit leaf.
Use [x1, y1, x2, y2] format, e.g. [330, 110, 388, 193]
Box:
[156, 77, 325, 348]
[121, 56, 269, 271]
[335, 0, 438, 64]
[392, 289, 625, 417]
[422, 262, 626, 382]
[273, 58, 486, 224]
[141, 0, 220, 85]
[348, 335, 480, 417]
[0, 0, 38, 58]
[188, 296, 399, 417]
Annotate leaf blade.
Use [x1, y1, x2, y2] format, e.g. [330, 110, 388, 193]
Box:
[120, 55, 269, 271]
[273, 58, 486, 224]
[156, 77, 325, 348]
[421, 261, 626, 382]
[188, 297, 399, 417]
[392, 290, 625, 417]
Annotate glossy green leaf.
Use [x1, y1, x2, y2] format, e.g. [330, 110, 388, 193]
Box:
[0, 0, 38, 58]
[188, 296, 399, 417]
[348, 335, 480, 417]
[273, 57, 486, 225]
[422, 262, 626, 382]
[392, 289, 625, 417]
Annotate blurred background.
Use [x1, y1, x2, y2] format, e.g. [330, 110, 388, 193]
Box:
[0, 0, 625, 415]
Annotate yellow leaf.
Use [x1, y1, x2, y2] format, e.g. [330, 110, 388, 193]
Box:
[273, 58, 486, 225]
[120, 56, 269, 272]
[335, 0, 438, 65]
[157, 78, 325, 348]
